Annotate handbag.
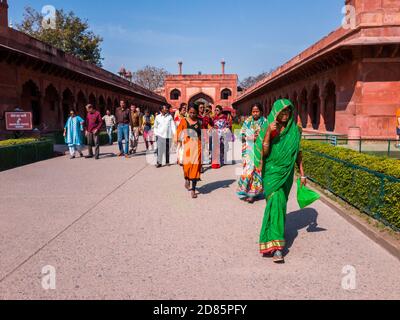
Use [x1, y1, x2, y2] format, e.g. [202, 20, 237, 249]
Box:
[297, 178, 320, 209]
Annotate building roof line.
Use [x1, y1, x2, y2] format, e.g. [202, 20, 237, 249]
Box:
[0, 27, 166, 103]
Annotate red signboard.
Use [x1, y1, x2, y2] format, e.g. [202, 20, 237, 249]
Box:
[5, 112, 33, 131]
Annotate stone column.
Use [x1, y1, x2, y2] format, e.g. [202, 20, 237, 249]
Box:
[307, 91, 313, 129]
[319, 92, 326, 132]
[294, 95, 301, 125]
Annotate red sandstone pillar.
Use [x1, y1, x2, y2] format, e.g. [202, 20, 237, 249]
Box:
[319, 93, 326, 132]
[306, 92, 313, 129]
[0, 0, 8, 28]
[294, 96, 301, 125]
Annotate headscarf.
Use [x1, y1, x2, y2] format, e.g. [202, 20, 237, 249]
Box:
[253, 99, 301, 196]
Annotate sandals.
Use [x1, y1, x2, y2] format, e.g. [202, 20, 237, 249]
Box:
[273, 250, 285, 264]
[191, 190, 198, 199]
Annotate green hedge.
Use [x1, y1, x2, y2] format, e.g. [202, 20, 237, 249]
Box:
[302, 140, 400, 230]
[97, 131, 118, 145]
[0, 139, 54, 172]
[0, 138, 38, 147]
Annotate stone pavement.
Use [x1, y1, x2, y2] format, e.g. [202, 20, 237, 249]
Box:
[0, 143, 399, 300]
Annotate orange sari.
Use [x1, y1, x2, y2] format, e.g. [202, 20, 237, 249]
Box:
[176, 119, 202, 181]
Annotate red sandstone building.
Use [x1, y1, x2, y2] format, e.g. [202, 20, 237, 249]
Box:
[164, 61, 238, 113]
[1, 0, 399, 138]
[233, 0, 400, 139]
[0, 0, 166, 134]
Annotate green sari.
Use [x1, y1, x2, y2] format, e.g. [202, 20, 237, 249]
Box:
[254, 99, 301, 254]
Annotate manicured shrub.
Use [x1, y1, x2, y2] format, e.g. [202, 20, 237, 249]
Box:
[0, 139, 54, 172]
[0, 138, 37, 147]
[302, 140, 400, 230]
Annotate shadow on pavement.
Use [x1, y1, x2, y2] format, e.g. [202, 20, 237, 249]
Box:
[98, 153, 117, 159]
[284, 208, 327, 257]
[198, 179, 236, 194]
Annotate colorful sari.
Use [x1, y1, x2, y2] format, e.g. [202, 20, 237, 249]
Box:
[176, 119, 202, 181]
[254, 99, 301, 254]
[237, 115, 267, 199]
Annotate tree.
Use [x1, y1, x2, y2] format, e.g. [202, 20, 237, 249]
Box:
[132, 66, 170, 92]
[240, 69, 275, 90]
[16, 7, 103, 66]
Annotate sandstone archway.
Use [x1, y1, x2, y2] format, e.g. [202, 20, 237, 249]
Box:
[62, 88, 74, 125]
[299, 89, 308, 129]
[188, 92, 214, 107]
[107, 97, 113, 113]
[310, 85, 321, 130]
[44, 84, 60, 129]
[221, 88, 232, 100]
[76, 91, 87, 117]
[98, 95, 106, 115]
[21, 80, 41, 126]
[89, 93, 96, 108]
[324, 81, 336, 132]
[170, 89, 181, 101]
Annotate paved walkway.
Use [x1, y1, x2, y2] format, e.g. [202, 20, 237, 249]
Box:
[0, 143, 399, 300]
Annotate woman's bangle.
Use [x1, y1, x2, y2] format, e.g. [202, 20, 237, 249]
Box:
[301, 176, 307, 179]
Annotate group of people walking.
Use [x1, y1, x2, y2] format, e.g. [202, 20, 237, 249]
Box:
[113, 101, 155, 158]
[64, 98, 307, 264]
[63, 101, 155, 160]
[155, 102, 234, 198]
[63, 100, 233, 170]
[63, 104, 103, 159]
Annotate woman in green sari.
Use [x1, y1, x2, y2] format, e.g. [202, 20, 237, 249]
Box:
[254, 99, 307, 263]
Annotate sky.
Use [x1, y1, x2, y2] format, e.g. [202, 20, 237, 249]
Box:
[10, 0, 345, 81]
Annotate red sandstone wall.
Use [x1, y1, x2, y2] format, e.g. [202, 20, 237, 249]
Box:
[233, 57, 400, 138]
[0, 24, 166, 133]
[234, 0, 400, 138]
[353, 61, 400, 138]
[347, 0, 400, 27]
[0, 61, 163, 132]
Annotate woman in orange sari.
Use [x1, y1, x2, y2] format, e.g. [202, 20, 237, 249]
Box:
[176, 105, 202, 199]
